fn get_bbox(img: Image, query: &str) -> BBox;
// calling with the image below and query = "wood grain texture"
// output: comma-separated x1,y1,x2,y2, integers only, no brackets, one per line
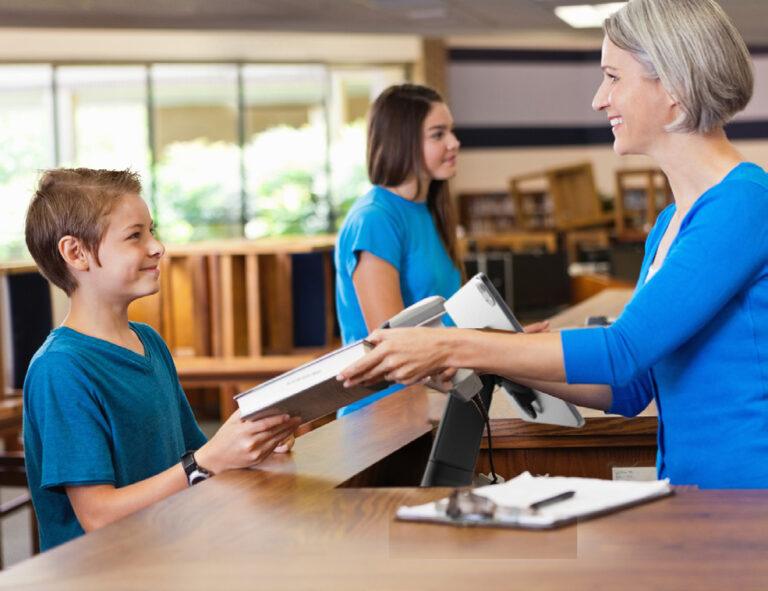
219,254,235,358
547,287,633,329
2,387,767,590
485,416,658,449
260,252,294,354
245,254,262,357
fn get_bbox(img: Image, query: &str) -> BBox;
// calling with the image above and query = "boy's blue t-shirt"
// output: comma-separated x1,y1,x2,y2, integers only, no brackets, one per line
335,185,461,413
23,322,207,551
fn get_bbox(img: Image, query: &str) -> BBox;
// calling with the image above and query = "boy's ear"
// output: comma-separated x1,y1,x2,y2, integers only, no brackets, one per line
58,236,90,272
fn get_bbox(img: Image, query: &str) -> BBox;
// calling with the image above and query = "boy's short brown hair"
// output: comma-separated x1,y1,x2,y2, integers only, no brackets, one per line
25,168,142,295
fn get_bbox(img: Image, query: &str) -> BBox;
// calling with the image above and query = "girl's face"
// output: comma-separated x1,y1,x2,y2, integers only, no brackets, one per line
592,36,677,156
421,102,460,181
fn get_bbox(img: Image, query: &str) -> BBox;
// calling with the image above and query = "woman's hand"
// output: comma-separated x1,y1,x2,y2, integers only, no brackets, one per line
424,321,550,387
338,327,461,387
196,410,302,474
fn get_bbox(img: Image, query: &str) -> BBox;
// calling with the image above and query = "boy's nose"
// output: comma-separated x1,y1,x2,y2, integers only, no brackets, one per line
149,237,165,258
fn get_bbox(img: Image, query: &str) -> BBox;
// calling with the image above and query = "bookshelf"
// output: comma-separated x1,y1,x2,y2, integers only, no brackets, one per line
128,236,338,359
509,162,613,231
457,191,517,235
614,168,673,240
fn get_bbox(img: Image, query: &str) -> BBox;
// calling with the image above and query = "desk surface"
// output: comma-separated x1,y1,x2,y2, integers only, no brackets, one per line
547,287,632,330
3,386,768,590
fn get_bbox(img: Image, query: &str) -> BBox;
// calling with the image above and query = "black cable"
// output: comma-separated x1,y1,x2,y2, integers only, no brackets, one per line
470,393,499,484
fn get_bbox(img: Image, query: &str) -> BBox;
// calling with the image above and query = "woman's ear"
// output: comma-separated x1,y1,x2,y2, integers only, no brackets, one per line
58,236,90,272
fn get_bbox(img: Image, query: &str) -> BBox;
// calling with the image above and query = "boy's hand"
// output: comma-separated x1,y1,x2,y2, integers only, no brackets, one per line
274,434,295,453
196,410,301,474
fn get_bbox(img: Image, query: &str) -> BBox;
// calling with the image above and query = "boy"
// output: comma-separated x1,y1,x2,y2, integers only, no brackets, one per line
22,168,300,551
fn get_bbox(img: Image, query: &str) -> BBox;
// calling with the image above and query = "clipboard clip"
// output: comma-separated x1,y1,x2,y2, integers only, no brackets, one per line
441,488,576,522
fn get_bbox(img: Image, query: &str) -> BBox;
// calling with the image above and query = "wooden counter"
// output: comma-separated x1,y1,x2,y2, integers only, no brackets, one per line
2,386,767,590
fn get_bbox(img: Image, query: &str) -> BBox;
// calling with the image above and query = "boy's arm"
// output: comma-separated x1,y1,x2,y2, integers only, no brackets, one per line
66,411,300,532
66,466,186,532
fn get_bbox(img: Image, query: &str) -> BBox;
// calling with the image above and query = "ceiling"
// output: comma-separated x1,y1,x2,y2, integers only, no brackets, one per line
0,0,765,44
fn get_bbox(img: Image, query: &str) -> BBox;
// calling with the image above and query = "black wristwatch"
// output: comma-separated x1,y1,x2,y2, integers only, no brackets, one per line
181,450,213,486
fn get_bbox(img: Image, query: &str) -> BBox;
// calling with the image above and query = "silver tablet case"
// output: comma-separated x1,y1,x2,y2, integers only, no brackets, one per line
444,273,584,428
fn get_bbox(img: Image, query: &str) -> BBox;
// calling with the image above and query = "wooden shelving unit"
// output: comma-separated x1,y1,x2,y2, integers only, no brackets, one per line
614,168,673,240
509,162,613,231
128,236,338,359
125,236,339,417
457,191,517,235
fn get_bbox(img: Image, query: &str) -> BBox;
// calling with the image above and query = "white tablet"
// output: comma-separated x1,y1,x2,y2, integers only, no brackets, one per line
444,273,584,428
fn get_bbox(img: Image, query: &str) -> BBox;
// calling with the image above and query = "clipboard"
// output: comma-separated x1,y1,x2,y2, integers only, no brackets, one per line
396,472,673,530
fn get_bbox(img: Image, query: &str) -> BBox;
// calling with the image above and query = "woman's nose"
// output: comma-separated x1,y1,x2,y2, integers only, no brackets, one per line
592,81,609,112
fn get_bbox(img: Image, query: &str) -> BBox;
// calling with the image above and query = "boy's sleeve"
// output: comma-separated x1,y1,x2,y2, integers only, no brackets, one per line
342,205,404,277
26,353,116,490
177,381,208,451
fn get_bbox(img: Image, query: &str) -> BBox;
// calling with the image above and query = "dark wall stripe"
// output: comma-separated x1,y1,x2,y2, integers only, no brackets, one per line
449,48,601,63
450,46,768,63
456,120,768,148
727,120,768,140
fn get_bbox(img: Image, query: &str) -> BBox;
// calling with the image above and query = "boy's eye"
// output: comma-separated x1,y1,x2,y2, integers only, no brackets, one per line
128,232,140,240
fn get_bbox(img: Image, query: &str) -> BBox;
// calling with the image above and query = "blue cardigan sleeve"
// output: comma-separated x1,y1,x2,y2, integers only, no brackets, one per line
608,370,656,416
562,178,768,386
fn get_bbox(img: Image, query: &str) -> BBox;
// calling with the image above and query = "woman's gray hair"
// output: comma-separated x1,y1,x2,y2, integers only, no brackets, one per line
604,0,753,134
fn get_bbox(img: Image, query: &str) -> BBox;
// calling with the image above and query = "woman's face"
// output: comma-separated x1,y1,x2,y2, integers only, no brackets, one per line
592,36,676,156
421,102,460,180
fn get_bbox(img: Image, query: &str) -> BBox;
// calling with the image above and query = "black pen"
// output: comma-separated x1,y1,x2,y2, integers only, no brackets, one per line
528,490,576,511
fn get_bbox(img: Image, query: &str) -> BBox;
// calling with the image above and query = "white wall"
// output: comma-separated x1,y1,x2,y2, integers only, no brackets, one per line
0,28,422,63
445,38,768,197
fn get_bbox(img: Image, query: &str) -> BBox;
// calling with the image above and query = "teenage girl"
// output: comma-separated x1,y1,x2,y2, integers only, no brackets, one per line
334,83,462,414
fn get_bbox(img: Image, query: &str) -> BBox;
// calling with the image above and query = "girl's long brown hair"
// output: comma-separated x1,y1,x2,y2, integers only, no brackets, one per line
367,84,460,269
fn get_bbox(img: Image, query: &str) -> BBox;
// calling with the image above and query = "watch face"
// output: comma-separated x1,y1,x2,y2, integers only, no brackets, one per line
189,469,210,486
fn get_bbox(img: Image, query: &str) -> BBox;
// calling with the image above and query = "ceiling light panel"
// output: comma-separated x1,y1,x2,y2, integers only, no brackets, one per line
554,2,626,28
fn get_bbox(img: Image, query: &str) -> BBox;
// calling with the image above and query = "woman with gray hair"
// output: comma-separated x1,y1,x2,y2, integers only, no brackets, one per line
339,0,768,488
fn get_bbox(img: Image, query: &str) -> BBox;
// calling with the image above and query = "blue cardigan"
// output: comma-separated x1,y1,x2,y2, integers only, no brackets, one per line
561,162,768,488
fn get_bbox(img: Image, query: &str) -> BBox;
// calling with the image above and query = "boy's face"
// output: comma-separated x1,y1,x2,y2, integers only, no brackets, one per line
81,193,164,304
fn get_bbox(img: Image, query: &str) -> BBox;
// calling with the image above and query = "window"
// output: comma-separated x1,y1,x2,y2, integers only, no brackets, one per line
0,62,407,261
152,64,242,242
328,67,406,220
0,65,54,261
56,66,149,175
242,65,328,238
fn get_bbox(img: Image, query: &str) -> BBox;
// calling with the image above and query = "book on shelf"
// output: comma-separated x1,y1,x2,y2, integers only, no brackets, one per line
234,340,389,424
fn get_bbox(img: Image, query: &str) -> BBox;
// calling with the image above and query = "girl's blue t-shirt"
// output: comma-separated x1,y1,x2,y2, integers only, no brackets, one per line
334,185,461,413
